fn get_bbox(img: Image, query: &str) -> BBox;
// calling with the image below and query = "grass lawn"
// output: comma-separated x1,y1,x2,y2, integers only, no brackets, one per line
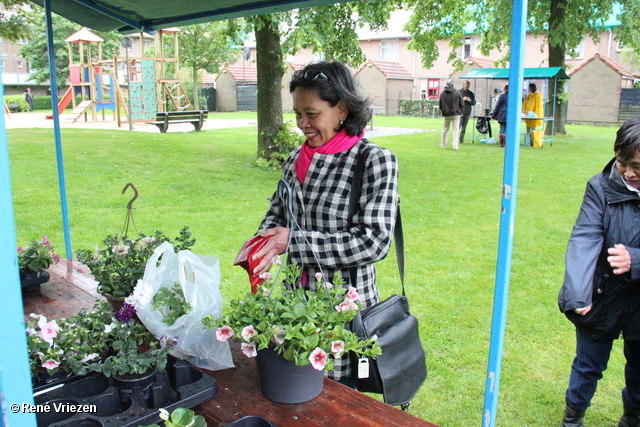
7,117,625,426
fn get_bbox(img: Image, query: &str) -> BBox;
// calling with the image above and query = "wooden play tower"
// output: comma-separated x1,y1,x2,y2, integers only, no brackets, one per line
51,27,192,126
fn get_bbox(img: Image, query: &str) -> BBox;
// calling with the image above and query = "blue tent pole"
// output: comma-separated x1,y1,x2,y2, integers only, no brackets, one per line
482,0,528,426
0,55,38,427
45,0,73,261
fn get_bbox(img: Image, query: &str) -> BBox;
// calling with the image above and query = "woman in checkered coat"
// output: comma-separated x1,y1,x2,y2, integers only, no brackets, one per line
251,61,399,383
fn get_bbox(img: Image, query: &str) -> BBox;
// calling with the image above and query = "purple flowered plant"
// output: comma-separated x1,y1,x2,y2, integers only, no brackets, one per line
115,302,137,322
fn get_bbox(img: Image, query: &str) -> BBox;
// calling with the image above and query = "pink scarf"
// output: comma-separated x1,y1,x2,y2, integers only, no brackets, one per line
294,129,363,183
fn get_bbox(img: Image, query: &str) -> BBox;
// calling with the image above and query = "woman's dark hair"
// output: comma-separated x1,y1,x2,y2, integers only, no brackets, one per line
289,61,371,136
614,117,640,161
529,83,537,92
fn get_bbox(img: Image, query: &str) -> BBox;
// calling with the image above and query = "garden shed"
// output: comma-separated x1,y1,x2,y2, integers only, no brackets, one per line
215,66,258,112
567,53,640,124
354,59,413,115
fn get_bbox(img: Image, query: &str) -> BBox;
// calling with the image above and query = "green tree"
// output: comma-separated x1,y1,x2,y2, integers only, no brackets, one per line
0,1,33,42
403,0,640,134
19,11,122,89
250,1,398,161
178,21,246,110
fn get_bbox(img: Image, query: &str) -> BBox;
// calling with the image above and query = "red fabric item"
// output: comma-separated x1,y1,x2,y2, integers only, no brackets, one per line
294,129,363,184
234,235,273,294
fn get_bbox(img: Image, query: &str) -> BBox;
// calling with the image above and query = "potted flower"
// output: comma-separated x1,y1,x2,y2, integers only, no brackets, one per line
75,226,195,306
17,235,60,291
202,259,381,403
27,301,117,382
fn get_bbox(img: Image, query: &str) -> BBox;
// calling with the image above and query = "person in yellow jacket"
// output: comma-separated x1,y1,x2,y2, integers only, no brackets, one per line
522,83,544,147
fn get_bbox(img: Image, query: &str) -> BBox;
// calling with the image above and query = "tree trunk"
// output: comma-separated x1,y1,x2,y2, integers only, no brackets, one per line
256,16,284,160
547,0,567,135
192,65,200,110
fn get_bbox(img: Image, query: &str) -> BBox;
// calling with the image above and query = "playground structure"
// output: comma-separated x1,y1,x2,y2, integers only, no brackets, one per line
47,27,192,126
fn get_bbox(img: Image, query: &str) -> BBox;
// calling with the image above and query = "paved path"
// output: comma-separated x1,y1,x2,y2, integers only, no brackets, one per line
4,112,431,138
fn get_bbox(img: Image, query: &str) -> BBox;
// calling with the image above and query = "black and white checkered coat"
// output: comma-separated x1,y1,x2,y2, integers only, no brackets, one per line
257,138,399,380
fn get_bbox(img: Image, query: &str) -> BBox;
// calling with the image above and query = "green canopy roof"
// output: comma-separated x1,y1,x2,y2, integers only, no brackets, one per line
460,67,570,80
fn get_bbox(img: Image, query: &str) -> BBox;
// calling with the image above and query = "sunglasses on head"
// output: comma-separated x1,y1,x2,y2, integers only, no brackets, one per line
303,70,328,80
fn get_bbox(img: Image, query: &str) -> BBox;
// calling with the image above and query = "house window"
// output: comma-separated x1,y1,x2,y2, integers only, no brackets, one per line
462,37,472,59
1,60,4,68
313,51,325,63
17,61,23,68
566,39,584,59
380,40,399,62
424,79,439,99
617,40,625,52
17,38,28,45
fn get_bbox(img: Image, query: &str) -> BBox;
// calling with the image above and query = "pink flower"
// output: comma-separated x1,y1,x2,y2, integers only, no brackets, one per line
315,272,323,282
331,340,345,358
52,254,61,264
216,325,234,342
42,359,60,370
346,286,359,301
17,247,22,252
38,318,59,346
241,325,257,341
335,298,359,313
270,326,286,345
258,272,272,280
42,236,51,248
309,347,328,370
241,342,257,358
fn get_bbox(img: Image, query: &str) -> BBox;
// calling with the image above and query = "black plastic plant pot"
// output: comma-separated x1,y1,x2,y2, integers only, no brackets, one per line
225,415,280,427
33,356,218,427
20,269,50,292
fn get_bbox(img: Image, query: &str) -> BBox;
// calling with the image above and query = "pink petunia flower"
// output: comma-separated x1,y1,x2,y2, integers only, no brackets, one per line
42,236,51,248
42,359,60,370
315,272,323,282
335,298,359,313
241,325,257,341
270,326,286,345
38,318,60,346
309,347,328,370
216,325,234,342
346,286,359,301
17,247,22,252
331,340,345,358
52,254,61,264
241,342,257,358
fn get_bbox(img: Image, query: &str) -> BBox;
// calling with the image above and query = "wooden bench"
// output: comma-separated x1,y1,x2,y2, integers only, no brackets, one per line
7,103,20,113
148,110,208,133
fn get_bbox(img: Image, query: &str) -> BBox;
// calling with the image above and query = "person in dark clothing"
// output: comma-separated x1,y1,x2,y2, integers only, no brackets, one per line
459,80,475,144
490,84,509,148
558,117,640,427
25,88,34,113
438,81,464,151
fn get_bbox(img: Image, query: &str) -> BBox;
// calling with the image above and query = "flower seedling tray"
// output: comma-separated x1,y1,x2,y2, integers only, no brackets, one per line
33,356,218,427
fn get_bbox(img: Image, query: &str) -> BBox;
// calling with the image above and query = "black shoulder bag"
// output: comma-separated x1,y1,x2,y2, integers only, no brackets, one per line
348,144,427,410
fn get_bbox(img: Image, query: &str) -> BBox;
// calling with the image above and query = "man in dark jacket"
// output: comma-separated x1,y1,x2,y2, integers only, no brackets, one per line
558,117,640,427
438,81,464,151
491,84,508,148
459,80,475,144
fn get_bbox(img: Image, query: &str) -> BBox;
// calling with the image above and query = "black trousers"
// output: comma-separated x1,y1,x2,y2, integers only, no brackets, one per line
459,113,471,143
566,328,640,411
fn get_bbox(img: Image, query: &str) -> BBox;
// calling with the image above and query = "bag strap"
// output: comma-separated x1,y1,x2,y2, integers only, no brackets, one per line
348,142,405,297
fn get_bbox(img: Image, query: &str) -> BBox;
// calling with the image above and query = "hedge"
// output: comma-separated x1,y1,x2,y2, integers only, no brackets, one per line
398,98,440,117
4,94,72,112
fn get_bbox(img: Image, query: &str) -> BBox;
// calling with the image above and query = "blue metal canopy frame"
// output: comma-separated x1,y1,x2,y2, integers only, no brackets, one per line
1,1,531,425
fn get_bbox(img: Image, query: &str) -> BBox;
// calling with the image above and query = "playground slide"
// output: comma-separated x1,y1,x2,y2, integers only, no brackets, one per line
45,87,73,120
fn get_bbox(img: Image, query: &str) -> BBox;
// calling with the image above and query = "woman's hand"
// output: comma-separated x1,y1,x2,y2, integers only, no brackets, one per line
574,305,592,316
251,227,290,275
607,243,631,274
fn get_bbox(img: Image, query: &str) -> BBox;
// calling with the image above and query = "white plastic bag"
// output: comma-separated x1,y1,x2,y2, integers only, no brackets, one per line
136,241,234,371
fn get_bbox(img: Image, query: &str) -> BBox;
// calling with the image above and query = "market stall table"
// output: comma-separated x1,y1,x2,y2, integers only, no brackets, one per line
195,342,439,427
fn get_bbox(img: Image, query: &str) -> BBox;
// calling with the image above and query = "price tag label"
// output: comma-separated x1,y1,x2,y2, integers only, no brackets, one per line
358,356,369,379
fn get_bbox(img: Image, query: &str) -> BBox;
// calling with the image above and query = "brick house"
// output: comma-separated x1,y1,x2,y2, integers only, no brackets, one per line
354,60,413,115
567,53,639,124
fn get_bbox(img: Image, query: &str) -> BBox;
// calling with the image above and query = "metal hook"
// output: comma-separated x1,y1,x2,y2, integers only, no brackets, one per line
122,183,138,210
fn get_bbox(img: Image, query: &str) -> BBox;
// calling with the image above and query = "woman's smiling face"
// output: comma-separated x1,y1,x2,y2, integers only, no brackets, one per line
292,87,346,148
616,150,640,189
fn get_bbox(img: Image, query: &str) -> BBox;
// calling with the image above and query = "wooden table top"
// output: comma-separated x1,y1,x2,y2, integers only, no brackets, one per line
195,342,438,427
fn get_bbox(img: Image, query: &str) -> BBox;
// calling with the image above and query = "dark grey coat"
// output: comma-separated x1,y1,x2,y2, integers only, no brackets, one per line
558,158,640,340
